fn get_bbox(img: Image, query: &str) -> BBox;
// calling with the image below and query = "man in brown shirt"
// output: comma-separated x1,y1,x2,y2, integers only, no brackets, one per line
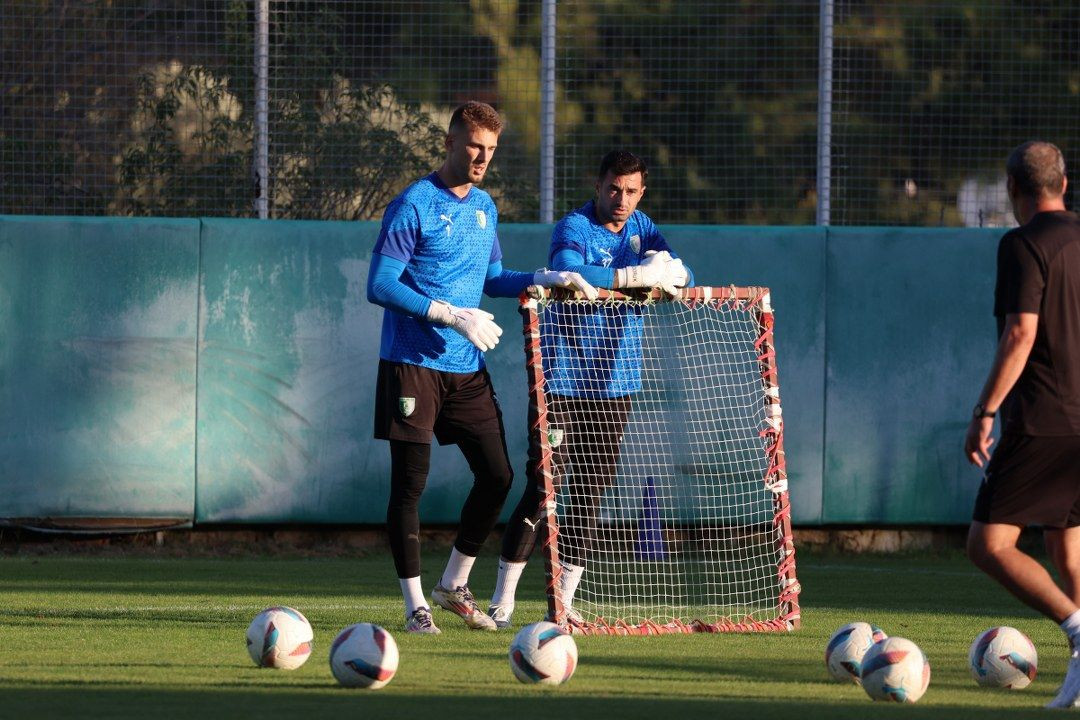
965,141,1080,708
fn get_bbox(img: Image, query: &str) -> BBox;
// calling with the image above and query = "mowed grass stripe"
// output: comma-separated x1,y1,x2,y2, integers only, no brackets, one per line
0,550,1067,719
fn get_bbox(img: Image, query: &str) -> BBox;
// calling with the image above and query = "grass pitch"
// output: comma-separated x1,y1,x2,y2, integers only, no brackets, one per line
0,546,1067,719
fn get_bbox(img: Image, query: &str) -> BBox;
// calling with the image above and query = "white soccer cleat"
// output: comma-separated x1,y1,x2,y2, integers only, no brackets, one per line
431,584,497,631
1047,652,1080,708
405,607,441,635
487,603,514,629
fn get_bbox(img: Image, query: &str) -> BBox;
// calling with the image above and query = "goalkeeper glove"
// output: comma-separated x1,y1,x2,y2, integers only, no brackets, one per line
427,301,503,352
616,250,685,296
533,269,600,300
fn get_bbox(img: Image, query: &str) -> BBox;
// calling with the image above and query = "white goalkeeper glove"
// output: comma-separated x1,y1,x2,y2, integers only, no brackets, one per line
427,301,503,352
616,250,685,296
533,269,600,300
666,257,689,288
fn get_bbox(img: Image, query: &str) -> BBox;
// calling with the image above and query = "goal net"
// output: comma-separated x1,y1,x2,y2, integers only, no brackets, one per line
519,286,800,635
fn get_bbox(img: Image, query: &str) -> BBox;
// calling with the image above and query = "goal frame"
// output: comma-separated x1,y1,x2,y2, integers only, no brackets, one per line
518,285,801,635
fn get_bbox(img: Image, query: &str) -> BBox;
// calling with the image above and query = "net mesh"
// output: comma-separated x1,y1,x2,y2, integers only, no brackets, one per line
2,1,1077,224
526,288,798,634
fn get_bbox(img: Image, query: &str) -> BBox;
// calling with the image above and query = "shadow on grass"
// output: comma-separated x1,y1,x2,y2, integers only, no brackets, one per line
0,685,1057,720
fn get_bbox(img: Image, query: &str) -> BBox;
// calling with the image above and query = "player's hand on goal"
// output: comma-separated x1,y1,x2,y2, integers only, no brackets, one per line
617,250,685,296
427,301,503,351
533,269,599,300
666,257,689,289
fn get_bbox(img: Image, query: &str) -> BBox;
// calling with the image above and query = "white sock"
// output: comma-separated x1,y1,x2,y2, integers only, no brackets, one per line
560,562,585,607
1061,608,1080,651
440,547,477,590
400,576,427,619
491,558,527,607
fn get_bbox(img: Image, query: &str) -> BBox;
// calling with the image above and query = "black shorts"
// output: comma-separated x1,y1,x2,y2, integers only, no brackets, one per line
972,434,1080,528
374,360,504,445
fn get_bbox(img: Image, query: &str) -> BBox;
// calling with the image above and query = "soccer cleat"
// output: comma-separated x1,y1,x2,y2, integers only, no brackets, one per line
430,584,497,631
545,605,585,626
405,607,441,635
487,603,514,629
1046,652,1080,708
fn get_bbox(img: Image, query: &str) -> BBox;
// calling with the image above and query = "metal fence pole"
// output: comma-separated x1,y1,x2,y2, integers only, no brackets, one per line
539,0,556,224
815,0,833,226
254,0,270,219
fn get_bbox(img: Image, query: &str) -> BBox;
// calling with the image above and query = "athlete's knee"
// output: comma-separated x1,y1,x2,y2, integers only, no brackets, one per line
967,523,1019,570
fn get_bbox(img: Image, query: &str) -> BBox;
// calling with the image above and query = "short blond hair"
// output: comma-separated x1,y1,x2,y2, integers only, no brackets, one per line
448,101,503,135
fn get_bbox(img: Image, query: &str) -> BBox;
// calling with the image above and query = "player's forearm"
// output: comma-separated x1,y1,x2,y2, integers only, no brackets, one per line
976,313,1038,411
549,248,616,288
483,262,534,297
366,253,433,319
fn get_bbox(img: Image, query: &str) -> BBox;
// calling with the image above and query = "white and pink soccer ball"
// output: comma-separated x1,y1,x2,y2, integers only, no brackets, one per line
860,636,931,703
245,606,314,670
969,626,1038,689
824,621,888,684
329,622,400,689
508,621,578,685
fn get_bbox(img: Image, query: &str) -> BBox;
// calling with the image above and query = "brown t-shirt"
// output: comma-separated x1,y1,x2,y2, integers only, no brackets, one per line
994,210,1080,436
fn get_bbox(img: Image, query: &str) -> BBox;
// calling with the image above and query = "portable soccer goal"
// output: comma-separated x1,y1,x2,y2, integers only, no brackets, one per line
519,286,800,635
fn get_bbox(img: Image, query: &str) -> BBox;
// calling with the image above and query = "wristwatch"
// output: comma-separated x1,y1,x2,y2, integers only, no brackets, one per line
972,403,996,419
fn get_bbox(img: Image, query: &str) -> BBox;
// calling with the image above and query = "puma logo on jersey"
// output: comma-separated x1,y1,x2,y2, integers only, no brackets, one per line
439,214,453,236
597,246,614,267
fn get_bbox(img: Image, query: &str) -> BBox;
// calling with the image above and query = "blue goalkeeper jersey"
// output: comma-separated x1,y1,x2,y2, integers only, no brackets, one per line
373,173,501,373
544,201,675,398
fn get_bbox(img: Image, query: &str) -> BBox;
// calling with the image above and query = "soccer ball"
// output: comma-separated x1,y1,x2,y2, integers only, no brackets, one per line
969,626,1038,689
508,621,578,685
824,621,888,683
860,636,931,703
329,623,399,689
245,606,313,670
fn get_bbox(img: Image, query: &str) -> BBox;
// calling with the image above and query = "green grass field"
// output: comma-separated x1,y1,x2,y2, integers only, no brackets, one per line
0,546,1068,719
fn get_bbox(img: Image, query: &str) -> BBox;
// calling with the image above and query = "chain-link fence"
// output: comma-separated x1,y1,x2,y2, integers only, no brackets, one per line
1,1,1076,225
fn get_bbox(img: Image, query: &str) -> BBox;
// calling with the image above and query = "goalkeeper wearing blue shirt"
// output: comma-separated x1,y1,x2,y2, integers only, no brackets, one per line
366,102,596,634
487,150,693,628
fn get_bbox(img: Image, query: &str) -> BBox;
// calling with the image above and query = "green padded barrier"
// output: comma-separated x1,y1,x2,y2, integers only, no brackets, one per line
195,221,558,524
823,227,1001,523
2,215,1009,528
0,215,199,523
196,218,387,522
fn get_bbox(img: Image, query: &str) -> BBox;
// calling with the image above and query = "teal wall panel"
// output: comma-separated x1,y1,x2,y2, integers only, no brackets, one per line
195,218,385,522
0,216,1010,527
823,228,1000,523
0,216,199,520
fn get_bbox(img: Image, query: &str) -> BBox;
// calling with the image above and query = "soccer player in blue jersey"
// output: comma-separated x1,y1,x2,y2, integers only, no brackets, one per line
487,150,693,628
366,101,597,634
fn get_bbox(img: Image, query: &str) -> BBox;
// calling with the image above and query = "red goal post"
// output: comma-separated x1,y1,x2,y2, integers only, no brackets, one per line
518,285,801,635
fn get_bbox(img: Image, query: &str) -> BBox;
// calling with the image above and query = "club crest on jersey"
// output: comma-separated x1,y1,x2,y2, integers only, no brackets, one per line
629,234,641,253
547,427,564,448
476,210,487,229
398,397,416,418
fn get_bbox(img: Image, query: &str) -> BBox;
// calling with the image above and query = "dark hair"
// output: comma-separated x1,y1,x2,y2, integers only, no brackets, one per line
1007,141,1066,198
448,101,503,134
597,150,648,183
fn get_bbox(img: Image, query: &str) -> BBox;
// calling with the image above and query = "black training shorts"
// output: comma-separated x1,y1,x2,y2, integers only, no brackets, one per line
374,360,504,445
972,433,1080,528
